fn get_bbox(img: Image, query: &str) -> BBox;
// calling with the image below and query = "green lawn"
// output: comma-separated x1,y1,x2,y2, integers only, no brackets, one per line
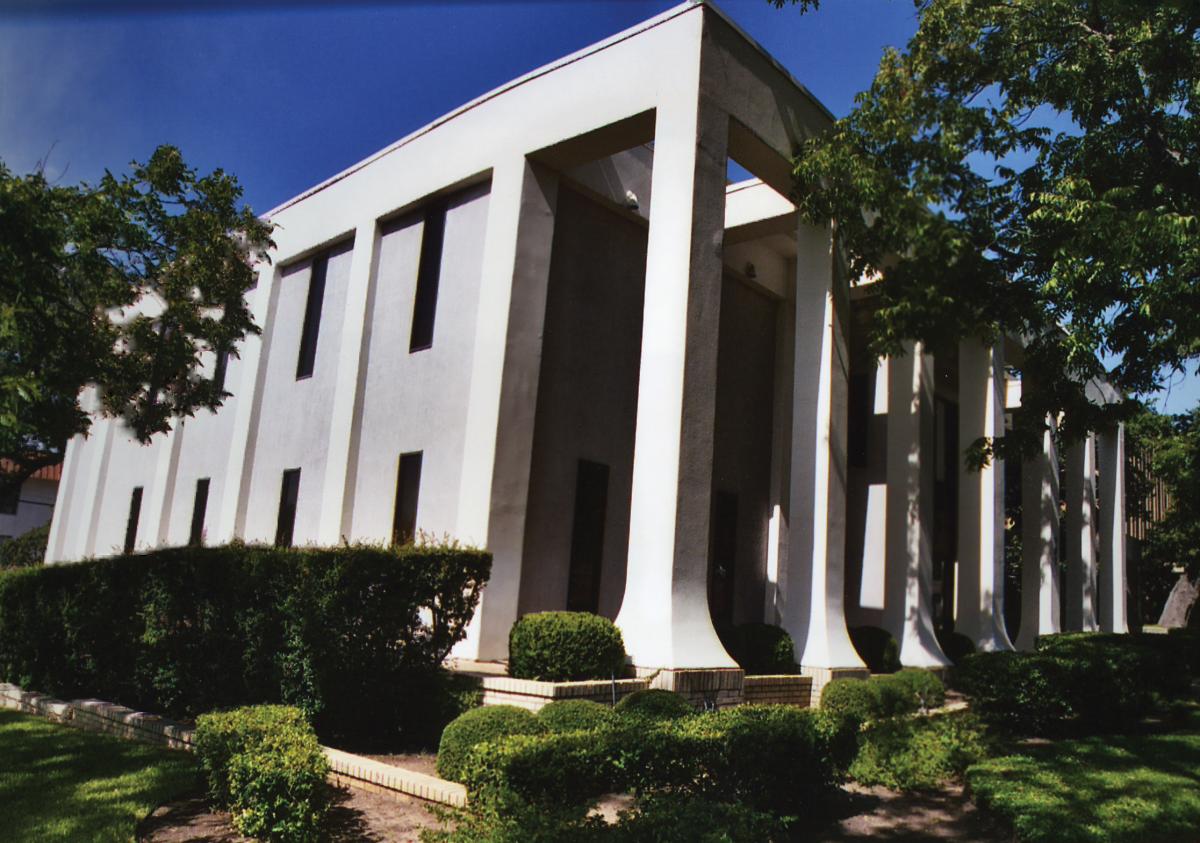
967,713,1200,843
0,708,199,842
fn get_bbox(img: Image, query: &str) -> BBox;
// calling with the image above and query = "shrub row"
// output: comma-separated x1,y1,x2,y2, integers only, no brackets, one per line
0,524,48,570
194,705,330,843
0,542,490,747
951,633,1190,735
820,668,946,731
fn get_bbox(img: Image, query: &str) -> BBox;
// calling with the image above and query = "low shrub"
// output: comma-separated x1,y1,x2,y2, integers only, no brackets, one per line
0,542,490,749
461,729,611,806
537,699,614,733
881,668,945,713
613,689,694,722
194,705,330,843
720,623,797,675
820,677,880,730
849,626,901,673
436,705,547,782
937,630,976,664
952,651,1070,735
0,524,48,569
849,712,989,791
508,612,626,682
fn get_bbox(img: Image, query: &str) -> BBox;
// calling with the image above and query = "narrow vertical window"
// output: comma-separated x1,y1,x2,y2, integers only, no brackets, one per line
566,460,610,614
124,486,144,555
409,201,447,352
708,490,739,626
213,348,229,393
275,468,301,548
0,482,19,515
392,451,423,545
296,252,329,379
189,478,211,546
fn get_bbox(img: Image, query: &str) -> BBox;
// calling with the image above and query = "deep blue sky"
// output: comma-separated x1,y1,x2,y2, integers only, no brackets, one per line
2,0,1195,411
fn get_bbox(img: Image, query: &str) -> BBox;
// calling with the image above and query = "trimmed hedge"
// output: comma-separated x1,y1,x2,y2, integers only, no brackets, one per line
437,704,547,782
952,633,1186,735
0,524,48,569
537,699,614,733
194,705,330,843
508,612,626,682
0,542,490,747
849,625,901,673
820,669,945,730
721,623,797,675
614,688,694,721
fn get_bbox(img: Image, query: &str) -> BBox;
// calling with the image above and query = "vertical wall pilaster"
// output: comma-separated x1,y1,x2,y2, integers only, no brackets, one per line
144,421,185,548
453,159,559,661
1065,433,1100,631
1017,415,1061,649
317,216,382,545
883,344,950,667
615,93,736,670
1098,424,1129,633
764,292,796,625
781,222,865,673
956,340,1014,651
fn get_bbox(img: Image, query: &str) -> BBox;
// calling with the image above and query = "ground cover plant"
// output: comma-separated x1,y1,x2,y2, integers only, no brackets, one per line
0,542,490,748
967,709,1200,843
0,708,198,842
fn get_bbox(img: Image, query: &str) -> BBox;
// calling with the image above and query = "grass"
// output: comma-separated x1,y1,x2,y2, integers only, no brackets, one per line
967,710,1200,843
0,708,199,842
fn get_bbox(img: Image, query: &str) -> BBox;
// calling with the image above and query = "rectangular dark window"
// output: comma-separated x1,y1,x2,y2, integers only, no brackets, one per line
0,482,19,515
189,478,211,546
708,490,739,626
566,460,610,614
124,486,144,555
296,252,329,379
213,348,230,393
409,201,447,352
392,452,423,545
275,468,301,548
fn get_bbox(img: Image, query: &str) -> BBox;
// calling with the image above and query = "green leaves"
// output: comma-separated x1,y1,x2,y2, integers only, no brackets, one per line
790,0,1200,455
0,146,274,489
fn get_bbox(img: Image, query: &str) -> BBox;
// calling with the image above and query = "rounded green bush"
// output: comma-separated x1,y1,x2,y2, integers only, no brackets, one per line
508,611,626,682
849,625,901,673
820,677,881,730
887,668,946,711
436,705,547,782
614,689,694,721
938,630,977,664
722,623,797,675
537,699,614,733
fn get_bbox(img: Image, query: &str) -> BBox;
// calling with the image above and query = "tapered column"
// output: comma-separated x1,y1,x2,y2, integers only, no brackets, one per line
1098,424,1129,633
615,94,735,669
883,344,950,667
956,340,1014,651
1065,434,1100,631
780,221,865,676
1017,415,1061,649
453,158,560,661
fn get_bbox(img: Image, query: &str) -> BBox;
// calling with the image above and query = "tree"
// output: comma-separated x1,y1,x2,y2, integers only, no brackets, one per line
785,0,1199,460
0,146,273,491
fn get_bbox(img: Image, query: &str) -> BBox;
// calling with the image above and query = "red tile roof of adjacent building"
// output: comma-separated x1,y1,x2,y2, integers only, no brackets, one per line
0,459,63,482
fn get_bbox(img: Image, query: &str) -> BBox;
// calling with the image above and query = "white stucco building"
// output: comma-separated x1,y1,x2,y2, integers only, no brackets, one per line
46,1,1129,690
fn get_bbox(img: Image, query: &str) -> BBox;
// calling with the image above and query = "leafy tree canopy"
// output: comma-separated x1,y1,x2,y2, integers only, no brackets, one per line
785,0,1199,461
1128,404,1200,582
0,146,273,489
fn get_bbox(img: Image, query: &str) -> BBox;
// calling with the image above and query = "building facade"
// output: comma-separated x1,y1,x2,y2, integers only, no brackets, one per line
45,2,1129,687
1,462,59,544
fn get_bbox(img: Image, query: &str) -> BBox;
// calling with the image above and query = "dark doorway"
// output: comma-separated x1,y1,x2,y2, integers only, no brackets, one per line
566,459,610,614
708,490,739,626
392,451,423,545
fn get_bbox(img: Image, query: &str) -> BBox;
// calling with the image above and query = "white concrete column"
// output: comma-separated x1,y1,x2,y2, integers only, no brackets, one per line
615,94,736,670
779,222,865,673
45,432,84,563
1064,433,1100,631
317,217,381,544
882,344,950,667
82,416,117,558
211,262,281,543
452,159,560,661
1016,414,1061,649
1098,424,1129,633
956,340,1014,651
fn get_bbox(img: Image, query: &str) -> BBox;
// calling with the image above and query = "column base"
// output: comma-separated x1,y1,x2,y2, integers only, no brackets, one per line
800,665,870,708
633,667,745,711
